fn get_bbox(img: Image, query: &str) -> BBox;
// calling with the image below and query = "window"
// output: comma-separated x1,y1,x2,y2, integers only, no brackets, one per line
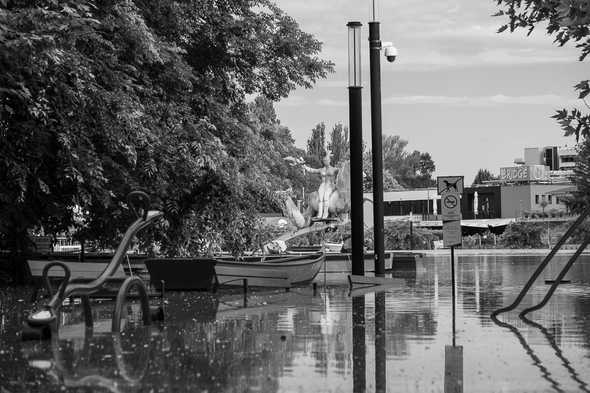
535,195,540,204
548,195,552,204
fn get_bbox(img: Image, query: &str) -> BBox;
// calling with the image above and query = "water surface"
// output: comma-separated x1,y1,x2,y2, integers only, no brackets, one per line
1,253,590,392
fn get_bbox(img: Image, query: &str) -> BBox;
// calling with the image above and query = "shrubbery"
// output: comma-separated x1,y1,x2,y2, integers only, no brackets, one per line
499,222,545,249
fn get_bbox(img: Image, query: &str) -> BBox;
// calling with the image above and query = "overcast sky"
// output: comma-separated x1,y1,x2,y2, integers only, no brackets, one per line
273,0,587,183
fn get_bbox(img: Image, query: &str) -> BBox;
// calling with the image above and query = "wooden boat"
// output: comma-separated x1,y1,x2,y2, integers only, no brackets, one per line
214,252,325,288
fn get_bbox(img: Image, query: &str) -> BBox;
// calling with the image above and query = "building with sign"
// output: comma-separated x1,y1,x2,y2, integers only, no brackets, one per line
362,145,576,222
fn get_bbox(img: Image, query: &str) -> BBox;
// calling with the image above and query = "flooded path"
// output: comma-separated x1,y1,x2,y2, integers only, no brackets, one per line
2,254,590,392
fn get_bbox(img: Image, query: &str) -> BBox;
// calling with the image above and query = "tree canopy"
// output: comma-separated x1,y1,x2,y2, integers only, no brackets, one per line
472,169,498,185
364,135,435,191
0,0,333,256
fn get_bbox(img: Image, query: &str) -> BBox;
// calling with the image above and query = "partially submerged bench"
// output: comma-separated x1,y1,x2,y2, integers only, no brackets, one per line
27,259,128,301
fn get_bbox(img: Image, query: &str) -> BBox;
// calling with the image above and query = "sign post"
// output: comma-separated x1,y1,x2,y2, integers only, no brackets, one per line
438,176,463,352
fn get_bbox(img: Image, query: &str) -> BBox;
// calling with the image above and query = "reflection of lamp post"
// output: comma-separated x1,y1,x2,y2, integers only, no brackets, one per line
347,21,364,276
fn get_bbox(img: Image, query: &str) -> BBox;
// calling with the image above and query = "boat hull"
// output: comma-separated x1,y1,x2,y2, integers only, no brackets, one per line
214,252,325,287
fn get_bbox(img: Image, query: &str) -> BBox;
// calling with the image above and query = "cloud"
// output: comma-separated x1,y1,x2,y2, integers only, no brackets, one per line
275,0,580,70
281,94,584,108
316,98,348,107
382,94,582,107
278,95,306,107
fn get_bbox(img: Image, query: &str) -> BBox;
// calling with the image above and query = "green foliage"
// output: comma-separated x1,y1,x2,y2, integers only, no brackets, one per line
366,221,438,250
328,123,349,165
461,231,498,249
305,122,327,167
472,169,498,185
499,222,545,249
363,135,436,191
568,140,590,210
0,0,333,257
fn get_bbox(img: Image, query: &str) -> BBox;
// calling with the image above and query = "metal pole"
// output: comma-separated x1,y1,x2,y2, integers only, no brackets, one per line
369,21,385,277
375,292,386,393
352,295,366,393
409,221,413,250
349,85,364,275
451,245,456,347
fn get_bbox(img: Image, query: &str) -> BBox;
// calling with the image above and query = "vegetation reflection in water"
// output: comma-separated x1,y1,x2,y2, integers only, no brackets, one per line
2,254,590,392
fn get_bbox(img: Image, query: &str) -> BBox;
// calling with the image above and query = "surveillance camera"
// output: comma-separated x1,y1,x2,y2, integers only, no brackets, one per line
384,45,398,63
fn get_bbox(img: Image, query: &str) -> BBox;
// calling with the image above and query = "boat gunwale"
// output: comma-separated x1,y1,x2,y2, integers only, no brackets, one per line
214,252,324,268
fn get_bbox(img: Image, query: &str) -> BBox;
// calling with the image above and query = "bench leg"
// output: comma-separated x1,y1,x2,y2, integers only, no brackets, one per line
30,287,39,303
82,296,93,330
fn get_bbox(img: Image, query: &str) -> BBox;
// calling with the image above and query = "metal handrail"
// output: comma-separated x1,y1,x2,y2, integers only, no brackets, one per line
54,210,162,302
491,208,590,319
520,233,590,318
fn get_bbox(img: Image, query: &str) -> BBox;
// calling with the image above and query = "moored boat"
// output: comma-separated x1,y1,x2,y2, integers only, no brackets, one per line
214,252,325,287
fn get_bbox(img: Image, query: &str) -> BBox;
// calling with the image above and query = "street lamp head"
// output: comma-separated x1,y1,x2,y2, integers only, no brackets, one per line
347,21,362,87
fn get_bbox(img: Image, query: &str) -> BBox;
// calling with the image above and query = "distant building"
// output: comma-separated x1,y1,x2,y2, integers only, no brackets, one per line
363,145,576,221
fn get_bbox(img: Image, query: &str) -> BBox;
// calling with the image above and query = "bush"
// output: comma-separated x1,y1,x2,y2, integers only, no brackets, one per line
499,222,545,248
375,221,439,250
461,231,498,249
570,220,590,244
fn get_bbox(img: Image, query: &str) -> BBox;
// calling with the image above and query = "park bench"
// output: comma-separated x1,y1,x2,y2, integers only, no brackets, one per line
26,259,128,302
22,191,165,341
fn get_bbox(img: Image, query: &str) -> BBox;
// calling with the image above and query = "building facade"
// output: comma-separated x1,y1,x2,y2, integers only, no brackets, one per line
363,145,576,221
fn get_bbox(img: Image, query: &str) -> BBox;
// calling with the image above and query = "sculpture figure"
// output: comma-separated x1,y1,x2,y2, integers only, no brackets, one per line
280,154,350,228
303,151,340,219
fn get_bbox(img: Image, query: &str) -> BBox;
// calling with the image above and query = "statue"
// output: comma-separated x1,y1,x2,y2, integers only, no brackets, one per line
281,153,350,228
302,151,340,219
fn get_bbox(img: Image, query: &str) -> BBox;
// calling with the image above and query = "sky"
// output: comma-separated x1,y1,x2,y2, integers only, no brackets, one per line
272,0,587,183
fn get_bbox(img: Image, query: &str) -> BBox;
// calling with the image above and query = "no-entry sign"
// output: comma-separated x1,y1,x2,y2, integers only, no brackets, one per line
441,192,461,221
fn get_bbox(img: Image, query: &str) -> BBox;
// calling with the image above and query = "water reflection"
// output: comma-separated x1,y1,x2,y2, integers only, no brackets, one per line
26,328,151,393
1,254,590,392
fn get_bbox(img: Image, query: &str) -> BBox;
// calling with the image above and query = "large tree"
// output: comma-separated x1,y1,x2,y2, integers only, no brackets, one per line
305,122,326,167
327,122,349,165
0,0,333,259
364,135,435,190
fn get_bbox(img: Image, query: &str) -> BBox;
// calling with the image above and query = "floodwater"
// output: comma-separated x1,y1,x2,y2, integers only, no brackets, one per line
2,253,590,392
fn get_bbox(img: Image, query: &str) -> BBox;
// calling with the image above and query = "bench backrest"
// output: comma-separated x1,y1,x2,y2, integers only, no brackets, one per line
27,260,127,280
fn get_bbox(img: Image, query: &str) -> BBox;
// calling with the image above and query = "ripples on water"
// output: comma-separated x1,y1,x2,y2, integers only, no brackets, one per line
1,254,590,392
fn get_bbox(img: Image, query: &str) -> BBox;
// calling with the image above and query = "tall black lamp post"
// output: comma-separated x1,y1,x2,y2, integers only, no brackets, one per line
369,5,385,277
347,21,364,276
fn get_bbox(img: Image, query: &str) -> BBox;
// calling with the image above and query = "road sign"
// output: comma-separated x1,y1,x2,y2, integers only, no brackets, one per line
441,192,461,221
437,176,464,195
443,219,462,247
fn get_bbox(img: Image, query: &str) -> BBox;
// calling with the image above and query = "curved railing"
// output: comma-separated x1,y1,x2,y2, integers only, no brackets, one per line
112,276,152,332
23,191,163,340
491,208,590,320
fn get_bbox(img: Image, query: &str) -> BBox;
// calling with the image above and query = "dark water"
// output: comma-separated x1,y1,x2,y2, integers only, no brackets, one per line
2,253,590,392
